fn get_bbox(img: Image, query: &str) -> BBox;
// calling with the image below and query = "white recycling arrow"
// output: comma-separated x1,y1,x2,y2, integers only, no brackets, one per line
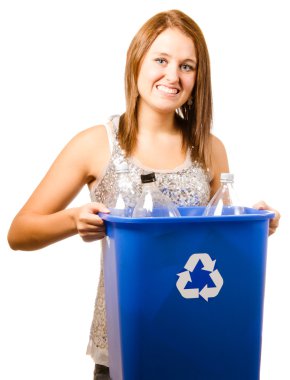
199,269,224,301
176,253,223,301
184,253,216,272
176,271,199,299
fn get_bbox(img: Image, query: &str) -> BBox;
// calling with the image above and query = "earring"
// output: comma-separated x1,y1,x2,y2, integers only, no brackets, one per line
187,97,193,106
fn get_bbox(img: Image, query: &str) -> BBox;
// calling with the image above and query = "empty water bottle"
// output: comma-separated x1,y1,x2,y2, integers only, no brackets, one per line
104,161,136,217
132,172,181,218
203,173,245,216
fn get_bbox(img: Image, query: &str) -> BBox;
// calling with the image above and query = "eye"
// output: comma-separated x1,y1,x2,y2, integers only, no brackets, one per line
180,63,195,72
155,58,167,65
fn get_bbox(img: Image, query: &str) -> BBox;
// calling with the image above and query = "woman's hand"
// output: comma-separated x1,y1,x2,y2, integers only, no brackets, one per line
74,202,110,242
253,201,281,236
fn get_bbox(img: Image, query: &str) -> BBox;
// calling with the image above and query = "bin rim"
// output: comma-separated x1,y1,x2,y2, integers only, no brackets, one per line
99,206,275,224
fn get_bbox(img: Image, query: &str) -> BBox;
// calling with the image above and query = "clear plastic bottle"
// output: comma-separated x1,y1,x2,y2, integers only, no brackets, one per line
104,161,136,217
132,172,181,218
203,173,245,216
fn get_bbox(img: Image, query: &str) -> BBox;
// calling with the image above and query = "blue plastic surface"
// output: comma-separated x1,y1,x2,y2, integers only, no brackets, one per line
101,207,274,380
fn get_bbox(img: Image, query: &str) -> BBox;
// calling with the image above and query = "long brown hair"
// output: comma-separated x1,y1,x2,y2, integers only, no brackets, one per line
118,9,213,168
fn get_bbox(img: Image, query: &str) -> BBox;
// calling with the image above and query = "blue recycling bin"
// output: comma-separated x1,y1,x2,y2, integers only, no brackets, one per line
101,207,274,380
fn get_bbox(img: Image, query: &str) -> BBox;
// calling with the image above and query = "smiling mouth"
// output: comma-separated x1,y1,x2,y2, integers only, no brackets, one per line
156,85,180,95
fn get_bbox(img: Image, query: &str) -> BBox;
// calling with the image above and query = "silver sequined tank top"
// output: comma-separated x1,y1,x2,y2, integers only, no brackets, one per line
86,115,211,366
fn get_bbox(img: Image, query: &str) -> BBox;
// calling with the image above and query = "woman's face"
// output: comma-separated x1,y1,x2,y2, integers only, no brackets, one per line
137,28,197,115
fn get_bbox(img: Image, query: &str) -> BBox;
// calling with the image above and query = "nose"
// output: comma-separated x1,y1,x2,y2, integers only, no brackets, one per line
165,64,179,83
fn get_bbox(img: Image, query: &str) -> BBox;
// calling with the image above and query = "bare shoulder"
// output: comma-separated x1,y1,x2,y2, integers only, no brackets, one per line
66,123,111,155
14,123,111,215
208,134,230,195
209,134,227,157
69,124,109,151
65,123,111,181
41,122,111,191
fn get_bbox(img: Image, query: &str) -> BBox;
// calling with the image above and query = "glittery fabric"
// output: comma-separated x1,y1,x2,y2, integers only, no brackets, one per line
86,115,211,366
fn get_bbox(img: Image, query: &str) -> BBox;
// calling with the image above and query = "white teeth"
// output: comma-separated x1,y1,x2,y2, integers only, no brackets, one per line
157,85,178,94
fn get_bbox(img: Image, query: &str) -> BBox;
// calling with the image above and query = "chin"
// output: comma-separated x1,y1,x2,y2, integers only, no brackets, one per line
154,100,181,113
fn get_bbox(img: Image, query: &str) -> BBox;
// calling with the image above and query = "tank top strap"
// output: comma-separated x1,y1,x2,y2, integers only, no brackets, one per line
107,115,127,163
103,120,114,155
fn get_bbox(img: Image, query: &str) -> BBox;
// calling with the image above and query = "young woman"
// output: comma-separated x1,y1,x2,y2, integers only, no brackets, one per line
7,9,280,379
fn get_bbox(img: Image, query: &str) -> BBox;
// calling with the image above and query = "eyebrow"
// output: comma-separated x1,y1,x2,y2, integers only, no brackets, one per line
152,52,197,64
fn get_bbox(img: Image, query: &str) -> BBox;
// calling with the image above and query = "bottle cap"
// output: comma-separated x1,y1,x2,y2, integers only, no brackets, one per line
141,172,156,183
220,172,234,182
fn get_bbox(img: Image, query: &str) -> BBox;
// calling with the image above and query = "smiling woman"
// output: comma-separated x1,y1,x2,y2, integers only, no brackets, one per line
6,8,280,380
119,10,213,171
137,28,197,111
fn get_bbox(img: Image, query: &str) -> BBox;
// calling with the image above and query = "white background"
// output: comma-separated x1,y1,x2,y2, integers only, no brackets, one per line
0,1,289,379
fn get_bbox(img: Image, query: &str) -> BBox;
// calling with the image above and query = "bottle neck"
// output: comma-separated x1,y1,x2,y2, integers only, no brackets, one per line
142,181,157,187
116,171,130,188
221,180,234,186
117,171,129,179
141,181,159,194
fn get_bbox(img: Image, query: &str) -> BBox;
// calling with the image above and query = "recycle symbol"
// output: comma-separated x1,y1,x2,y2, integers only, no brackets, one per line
176,253,224,302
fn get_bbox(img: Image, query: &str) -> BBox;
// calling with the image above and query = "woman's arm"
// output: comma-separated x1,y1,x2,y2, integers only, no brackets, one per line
208,134,230,196
7,125,110,251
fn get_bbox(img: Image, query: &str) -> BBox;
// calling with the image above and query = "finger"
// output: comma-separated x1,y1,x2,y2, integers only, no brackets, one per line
252,200,267,210
269,218,280,231
269,226,277,236
81,232,106,242
79,213,105,227
90,202,110,214
78,224,106,234
79,228,106,237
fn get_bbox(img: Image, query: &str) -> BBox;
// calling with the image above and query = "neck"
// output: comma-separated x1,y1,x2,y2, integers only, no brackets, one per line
137,103,177,135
